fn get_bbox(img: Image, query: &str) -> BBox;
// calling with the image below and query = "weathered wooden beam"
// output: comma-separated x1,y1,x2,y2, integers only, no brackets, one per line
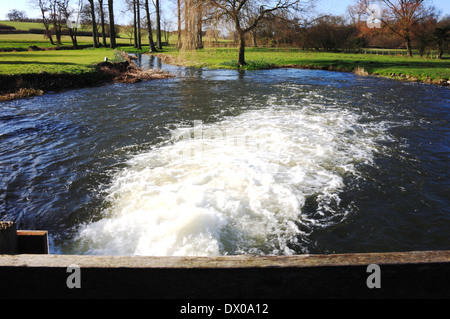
1,250,450,268
16,230,49,254
1,251,450,299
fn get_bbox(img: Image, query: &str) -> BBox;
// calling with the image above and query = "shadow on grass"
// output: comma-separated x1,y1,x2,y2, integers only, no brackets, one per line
0,61,79,65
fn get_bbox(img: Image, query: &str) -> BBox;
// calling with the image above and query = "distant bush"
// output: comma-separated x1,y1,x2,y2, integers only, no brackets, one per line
0,24,16,30
29,28,45,34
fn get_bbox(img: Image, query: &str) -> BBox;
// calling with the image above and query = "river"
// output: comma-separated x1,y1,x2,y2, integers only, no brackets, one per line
0,54,449,256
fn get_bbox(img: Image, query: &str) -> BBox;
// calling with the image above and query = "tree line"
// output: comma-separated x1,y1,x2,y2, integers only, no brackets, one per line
348,0,449,58
6,0,450,64
172,0,449,62
28,0,118,48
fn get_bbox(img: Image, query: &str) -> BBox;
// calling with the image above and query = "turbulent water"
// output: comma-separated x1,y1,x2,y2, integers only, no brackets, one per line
1,55,449,256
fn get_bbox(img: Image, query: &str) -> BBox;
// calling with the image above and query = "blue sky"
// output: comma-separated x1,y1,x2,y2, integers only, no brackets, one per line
1,0,449,26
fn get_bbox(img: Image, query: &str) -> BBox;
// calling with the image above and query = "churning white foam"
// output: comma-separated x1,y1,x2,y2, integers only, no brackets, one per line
74,100,391,256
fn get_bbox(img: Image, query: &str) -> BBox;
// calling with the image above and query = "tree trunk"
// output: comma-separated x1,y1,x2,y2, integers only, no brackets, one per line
145,0,157,52
133,0,138,48
184,0,189,48
68,28,78,48
155,0,162,49
437,45,444,59
46,31,55,45
108,0,116,48
39,6,54,45
51,1,62,46
177,0,182,49
88,0,99,48
405,36,413,57
98,0,107,46
196,1,203,48
182,0,203,50
238,31,246,66
137,0,142,49
251,30,257,47
53,19,61,45
54,23,62,46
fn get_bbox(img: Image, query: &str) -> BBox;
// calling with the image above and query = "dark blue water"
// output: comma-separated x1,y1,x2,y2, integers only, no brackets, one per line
0,55,449,255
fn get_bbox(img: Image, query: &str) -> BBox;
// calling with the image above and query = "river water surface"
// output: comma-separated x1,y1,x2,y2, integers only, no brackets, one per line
0,54,449,256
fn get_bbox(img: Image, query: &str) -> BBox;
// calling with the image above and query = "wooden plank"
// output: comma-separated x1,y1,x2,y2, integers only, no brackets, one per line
0,250,449,269
1,251,450,298
16,230,49,254
16,230,48,236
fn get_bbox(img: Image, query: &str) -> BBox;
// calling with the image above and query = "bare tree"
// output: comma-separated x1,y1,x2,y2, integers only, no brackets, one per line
108,0,117,48
162,18,173,43
181,0,205,50
123,24,135,43
378,0,436,57
347,0,371,25
177,0,182,48
7,9,27,21
145,0,158,51
414,14,438,57
155,0,163,48
42,0,72,46
434,16,450,59
35,0,55,45
184,0,191,48
133,0,138,47
87,0,100,47
61,0,83,48
209,0,311,65
125,0,145,49
51,0,63,45
137,0,142,49
98,0,108,46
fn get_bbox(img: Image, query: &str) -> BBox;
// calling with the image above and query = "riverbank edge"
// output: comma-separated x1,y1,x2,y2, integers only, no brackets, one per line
154,52,450,87
0,52,173,102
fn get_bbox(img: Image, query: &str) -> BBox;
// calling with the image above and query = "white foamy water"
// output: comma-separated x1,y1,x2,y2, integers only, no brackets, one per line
74,100,391,256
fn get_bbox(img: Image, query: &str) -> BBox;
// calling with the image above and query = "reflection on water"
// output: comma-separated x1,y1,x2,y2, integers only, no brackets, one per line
0,54,449,256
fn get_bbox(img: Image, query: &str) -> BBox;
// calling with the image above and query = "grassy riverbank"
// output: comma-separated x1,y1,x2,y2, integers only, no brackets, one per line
0,43,448,102
0,47,171,101
0,48,118,75
154,47,450,86
1,20,448,86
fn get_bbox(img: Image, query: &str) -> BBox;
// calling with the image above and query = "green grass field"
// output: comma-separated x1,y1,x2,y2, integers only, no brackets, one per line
0,48,118,75
156,46,450,83
1,21,449,85
0,21,48,31
0,20,172,49
0,33,134,50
